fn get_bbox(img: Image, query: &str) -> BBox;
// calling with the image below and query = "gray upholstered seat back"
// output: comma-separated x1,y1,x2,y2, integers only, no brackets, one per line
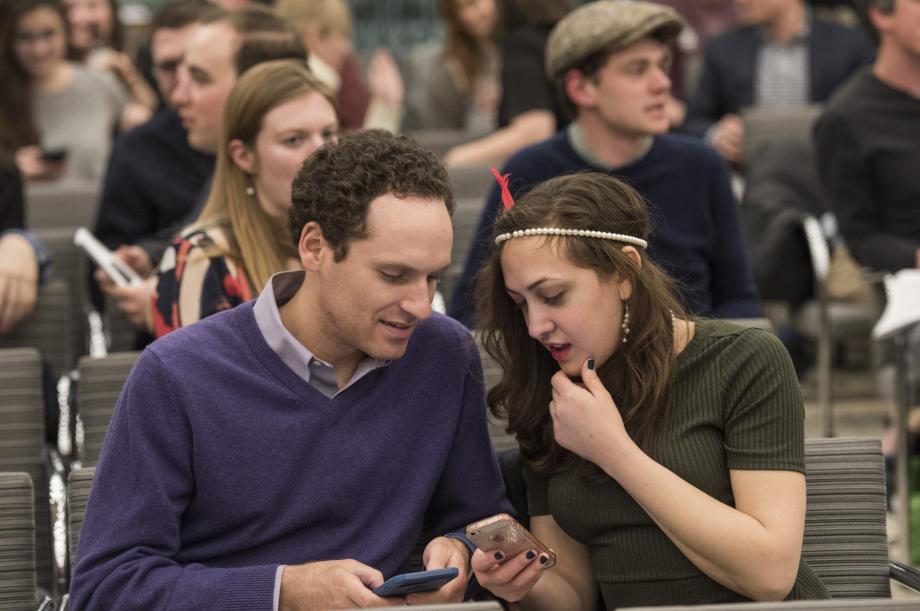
802,437,889,599
0,472,36,608
77,352,140,466
0,349,53,591
67,467,95,565
473,333,516,453
0,279,74,378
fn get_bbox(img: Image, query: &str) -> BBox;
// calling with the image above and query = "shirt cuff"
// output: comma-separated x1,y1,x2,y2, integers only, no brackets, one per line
273,565,284,611
444,531,476,556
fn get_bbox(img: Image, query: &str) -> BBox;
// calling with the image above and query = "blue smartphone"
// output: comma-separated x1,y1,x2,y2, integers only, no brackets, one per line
372,567,459,597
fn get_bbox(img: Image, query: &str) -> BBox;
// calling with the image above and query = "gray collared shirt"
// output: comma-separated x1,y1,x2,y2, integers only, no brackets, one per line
252,270,390,398
755,12,811,109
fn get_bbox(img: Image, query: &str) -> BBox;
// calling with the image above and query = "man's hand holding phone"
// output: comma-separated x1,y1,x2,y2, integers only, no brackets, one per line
399,535,470,605
279,559,407,609
467,514,555,603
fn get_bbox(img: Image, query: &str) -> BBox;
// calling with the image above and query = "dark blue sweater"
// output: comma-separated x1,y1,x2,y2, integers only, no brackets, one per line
70,303,511,610
448,131,762,327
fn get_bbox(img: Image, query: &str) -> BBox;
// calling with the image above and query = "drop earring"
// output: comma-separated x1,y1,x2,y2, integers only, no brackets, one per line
621,299,631,345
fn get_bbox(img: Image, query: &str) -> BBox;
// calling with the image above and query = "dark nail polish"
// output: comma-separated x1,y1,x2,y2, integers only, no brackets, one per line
526,550,536,560
494,551,504,561
539,554,549,565
587,357,595,370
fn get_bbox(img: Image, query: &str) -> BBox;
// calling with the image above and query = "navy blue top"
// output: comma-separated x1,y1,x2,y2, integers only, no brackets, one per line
448,130,762,327
70,303,511,610
94,109,214,264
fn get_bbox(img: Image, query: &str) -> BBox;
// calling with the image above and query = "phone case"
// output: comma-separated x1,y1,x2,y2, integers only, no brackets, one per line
466,513,557,568
372,567,459,597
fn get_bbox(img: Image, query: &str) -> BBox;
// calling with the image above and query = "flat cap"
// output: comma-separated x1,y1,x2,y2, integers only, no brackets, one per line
546,0,685,80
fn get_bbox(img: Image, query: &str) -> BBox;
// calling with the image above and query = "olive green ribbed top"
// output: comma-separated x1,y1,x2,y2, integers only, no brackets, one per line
525,319,828,608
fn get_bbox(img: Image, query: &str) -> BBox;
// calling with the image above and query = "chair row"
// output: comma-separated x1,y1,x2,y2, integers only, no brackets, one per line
21,438,920,610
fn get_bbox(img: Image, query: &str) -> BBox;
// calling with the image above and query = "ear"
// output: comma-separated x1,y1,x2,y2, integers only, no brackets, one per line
227,139,256,175
564,68,597,109
868,5,893,35
298,221,329,272
616,246,642,301
302,24,321,52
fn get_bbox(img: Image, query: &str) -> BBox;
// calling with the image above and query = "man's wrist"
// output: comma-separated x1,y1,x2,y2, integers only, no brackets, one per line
443,533,475,580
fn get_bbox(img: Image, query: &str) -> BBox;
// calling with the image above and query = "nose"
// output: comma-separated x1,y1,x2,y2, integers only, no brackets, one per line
305,133,326,156
170,65,190,108
651,66,671,93
525,304,554,341
400,279,434,321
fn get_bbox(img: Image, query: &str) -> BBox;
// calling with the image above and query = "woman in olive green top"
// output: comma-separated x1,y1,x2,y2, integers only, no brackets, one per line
470,172,828,609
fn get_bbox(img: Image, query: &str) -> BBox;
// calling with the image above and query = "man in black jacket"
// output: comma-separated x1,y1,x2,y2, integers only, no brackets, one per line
684,0,873,163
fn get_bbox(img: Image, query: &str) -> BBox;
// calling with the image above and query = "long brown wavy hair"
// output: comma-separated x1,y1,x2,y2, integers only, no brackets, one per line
439,0,495,94
0,0,69,162
476,172,686,476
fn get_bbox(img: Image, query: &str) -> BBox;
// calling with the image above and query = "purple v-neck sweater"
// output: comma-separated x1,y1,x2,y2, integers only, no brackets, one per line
70,303,511,610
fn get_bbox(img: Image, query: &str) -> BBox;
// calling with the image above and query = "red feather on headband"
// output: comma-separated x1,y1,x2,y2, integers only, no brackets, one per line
490,166,515,210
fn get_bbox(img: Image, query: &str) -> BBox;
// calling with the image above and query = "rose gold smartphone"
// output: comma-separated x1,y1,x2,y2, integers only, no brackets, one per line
465,513,557,568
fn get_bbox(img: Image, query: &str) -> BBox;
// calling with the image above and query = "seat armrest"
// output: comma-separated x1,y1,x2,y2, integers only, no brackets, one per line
890,560,920,592
86,309,108,358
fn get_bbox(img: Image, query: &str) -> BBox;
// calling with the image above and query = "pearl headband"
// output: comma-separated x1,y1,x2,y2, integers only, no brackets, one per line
494,228,648,248
487,167,648,249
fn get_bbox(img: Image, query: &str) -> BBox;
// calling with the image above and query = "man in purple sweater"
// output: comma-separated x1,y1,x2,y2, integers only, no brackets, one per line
70,130,512,610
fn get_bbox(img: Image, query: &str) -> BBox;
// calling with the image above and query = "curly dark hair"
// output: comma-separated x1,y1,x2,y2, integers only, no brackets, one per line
289,129,455,261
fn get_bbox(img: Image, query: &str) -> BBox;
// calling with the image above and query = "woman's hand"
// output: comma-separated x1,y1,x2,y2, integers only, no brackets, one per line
549,358,630,465
470,547,548,602
0,233,39,333
367,49,404,109
15,146,66,182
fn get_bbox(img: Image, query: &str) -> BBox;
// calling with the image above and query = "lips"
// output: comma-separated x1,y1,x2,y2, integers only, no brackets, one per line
380,319,415,339
544,342,572,362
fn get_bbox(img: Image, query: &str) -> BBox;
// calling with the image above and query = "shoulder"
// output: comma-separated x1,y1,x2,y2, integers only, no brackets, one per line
706,25,758,55
812,18,871,46
655,133,721,161
652,134,726,174
688,319,788,367
505,131,573,173
179,225,228,250
147,303,250,363
159,225,230,273
823,68,875,116
71,64,121,96
503,25,550,53
412,313,476,352
117,110,175,145
405,314,479,370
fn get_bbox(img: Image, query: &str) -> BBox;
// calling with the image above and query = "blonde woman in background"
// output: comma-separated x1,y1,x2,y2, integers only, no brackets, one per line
275,0,405,132
149,59,338,336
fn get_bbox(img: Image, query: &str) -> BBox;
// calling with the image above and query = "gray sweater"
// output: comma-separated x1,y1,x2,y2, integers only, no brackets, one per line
34,63,123,183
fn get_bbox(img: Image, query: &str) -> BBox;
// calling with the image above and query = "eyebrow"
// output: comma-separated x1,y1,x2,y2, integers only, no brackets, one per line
377,262,450,275
188,65,210,80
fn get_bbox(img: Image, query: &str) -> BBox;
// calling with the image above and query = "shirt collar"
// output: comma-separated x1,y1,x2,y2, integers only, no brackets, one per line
253,270,390,396
758,7,811,45
568,122,654,171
